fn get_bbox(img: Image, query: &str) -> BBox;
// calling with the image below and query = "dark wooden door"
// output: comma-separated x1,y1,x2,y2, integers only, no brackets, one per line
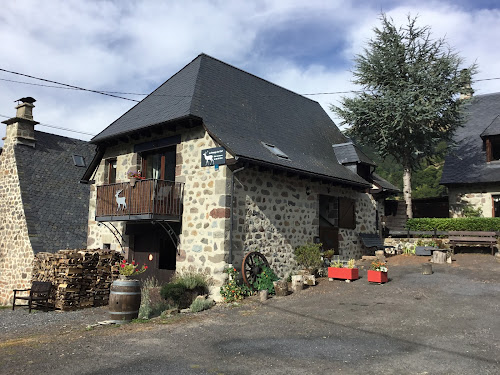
319,226,339,254
131,224,178,284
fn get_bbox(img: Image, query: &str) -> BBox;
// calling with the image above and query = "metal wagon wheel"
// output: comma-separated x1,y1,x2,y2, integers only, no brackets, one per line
241,251,270,289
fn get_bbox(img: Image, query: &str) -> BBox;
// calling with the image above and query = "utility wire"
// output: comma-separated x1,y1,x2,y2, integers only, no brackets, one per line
0,68,140,102
1,67,499,98
0,114,95,136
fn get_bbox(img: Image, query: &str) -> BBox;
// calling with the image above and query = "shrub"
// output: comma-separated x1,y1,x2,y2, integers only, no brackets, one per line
406,218,500,232
190,297,214,313
220,267,252,302
174,271,211,291
294,242,323,271
160,283,187,307
139,277,171,319
251,261,279,294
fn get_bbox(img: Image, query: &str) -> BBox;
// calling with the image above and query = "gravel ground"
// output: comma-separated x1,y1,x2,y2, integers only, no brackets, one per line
0,253,499,375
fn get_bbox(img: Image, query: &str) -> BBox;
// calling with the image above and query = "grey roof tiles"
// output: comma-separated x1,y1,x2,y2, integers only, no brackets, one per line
92,54,372,187
441,92,500,185
15,131,95,253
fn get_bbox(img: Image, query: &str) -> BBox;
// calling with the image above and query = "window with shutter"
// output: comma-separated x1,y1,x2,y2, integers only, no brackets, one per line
338,197,356,229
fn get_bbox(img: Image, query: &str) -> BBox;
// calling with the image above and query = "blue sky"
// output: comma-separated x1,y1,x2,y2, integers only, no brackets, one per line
0,0,499,143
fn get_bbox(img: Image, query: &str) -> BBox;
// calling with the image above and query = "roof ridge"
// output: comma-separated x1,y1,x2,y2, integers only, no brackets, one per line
34,129,90,144
197,53,320,104
92,55,203,142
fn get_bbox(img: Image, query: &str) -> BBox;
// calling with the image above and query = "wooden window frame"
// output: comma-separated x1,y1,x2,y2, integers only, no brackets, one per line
104,158,117,184
338,197,356,229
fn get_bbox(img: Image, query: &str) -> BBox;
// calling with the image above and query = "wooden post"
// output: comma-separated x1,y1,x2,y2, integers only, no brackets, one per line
432,251,447,264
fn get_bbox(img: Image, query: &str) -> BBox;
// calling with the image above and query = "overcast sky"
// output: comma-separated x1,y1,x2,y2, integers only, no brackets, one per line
0,0,499,144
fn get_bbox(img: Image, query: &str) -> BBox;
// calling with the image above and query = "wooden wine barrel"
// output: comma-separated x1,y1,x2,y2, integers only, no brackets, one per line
109,278,141,323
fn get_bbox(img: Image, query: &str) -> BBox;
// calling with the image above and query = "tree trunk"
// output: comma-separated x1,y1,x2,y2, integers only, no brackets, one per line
403,166,413,219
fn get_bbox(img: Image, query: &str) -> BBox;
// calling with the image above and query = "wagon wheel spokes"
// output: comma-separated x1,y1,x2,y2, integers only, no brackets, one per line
241,251,270,290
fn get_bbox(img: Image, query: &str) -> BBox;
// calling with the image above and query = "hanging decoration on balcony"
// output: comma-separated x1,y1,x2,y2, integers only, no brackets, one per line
201,147,226,168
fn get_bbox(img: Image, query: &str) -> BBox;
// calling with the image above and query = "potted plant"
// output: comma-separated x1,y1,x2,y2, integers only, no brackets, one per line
367,260,388,283
109,259,148,323
294,242,323,275
328,258,359,281
127,170,144,186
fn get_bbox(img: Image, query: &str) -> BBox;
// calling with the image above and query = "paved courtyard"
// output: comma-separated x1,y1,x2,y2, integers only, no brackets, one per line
1,254,499,374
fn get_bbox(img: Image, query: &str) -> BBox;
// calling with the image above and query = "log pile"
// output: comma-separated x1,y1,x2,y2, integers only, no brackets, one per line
32,249,122,310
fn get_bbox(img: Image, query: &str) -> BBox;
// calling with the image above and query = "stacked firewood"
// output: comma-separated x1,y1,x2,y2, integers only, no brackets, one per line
32,249,122,310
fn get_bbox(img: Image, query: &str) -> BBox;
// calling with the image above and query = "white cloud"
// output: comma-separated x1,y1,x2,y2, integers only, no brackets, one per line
0,0,498,145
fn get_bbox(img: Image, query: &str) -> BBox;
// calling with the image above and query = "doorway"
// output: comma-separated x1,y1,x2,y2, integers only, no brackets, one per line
127,222,180,283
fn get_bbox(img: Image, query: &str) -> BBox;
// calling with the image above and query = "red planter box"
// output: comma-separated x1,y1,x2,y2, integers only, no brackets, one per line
328,267,359,280
367,270,388,283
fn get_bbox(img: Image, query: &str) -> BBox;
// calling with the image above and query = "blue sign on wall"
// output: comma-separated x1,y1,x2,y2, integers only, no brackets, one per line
201,147,226,167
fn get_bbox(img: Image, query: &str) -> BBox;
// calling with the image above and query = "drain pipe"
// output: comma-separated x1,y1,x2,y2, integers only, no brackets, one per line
229,166,245,265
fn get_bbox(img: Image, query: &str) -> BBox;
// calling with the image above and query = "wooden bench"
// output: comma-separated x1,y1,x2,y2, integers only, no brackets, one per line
359,233,394,254
448,231,497,255
12,281,52,313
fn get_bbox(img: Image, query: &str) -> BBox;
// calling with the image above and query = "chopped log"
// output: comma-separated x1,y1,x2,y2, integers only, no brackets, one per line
432,250,447,264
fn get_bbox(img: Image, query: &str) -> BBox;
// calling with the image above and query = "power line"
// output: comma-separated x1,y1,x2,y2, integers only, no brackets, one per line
0,114,95,136
1,67,499,99
0,68,139,102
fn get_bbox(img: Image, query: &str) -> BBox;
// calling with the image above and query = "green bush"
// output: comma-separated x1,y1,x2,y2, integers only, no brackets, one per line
251,261,279,294
139,277,171,320
160,283,187,307
174,271,211,291
190,297,214,313
406,218,500,231
294,242,323,271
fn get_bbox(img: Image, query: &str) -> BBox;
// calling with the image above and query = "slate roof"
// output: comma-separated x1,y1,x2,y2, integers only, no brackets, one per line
441,92,500,185
15,131,95,253
92,54,370,187
332,142,376,166
372,173,400,193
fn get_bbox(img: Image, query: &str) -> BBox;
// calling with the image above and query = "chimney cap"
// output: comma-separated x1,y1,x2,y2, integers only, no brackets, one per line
15,97,36,104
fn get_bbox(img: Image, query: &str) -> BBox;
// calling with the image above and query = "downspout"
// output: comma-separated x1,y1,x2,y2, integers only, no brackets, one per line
229,166,245,265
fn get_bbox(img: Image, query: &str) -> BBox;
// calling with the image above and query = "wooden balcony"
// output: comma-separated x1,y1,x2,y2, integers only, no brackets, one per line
95,179,184,222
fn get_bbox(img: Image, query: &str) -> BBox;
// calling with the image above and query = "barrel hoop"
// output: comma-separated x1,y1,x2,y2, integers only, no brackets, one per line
109,310,139,315
110,291,142,296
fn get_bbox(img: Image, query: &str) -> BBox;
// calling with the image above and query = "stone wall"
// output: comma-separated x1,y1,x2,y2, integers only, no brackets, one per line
232,167,379,278
86,127,231,297
448,185,500,217
0,127,35,305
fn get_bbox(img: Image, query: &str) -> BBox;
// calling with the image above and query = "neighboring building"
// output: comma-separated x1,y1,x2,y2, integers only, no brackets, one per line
441,92,500,217
82,54,397,295
0,97,94,305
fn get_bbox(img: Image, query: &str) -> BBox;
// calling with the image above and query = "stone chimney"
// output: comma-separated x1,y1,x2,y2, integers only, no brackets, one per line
459,69,474,100
1,97,39,148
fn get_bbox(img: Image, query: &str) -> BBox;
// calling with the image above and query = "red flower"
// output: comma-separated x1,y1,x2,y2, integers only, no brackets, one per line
144,266,148,269
132,260,135,265
122,259,126,264
120,264,125,268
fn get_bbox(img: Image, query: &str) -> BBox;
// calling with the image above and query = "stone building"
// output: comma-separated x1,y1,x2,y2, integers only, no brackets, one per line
0,98,94,305
82,54,397,295
441,92,500,217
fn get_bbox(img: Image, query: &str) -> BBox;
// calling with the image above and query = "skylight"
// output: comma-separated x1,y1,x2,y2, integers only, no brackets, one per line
72,155,86,167
261,142,289,159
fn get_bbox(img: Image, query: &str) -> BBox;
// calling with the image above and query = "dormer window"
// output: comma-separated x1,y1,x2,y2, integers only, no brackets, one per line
485,136,500,162
261,142,289,159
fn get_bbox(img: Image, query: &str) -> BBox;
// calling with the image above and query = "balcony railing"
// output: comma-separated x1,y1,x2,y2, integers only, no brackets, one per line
95,179,184,221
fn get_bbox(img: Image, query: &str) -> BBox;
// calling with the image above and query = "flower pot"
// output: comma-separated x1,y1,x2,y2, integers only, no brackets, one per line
415,246,437,256
367,270,388,284
109,278,141,323
129,177,137,187
328,267,359,280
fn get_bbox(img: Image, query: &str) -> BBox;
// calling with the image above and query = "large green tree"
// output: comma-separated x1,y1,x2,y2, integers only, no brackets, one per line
333,14,476,218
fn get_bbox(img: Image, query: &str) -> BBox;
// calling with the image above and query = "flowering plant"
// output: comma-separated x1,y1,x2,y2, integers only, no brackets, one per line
370,260,388,272
127,170,144,179
118,259,148,276
220,267,252,302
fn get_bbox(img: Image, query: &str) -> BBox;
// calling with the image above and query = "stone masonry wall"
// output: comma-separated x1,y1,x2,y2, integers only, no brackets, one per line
0,124,35,305
86,127,231,297
232,167,379,279
448,185,500,217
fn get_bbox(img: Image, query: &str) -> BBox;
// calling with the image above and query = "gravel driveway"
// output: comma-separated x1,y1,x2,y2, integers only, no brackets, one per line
1,254,499,375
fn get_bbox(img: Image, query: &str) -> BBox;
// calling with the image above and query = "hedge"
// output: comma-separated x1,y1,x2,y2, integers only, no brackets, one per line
406,218,500,232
